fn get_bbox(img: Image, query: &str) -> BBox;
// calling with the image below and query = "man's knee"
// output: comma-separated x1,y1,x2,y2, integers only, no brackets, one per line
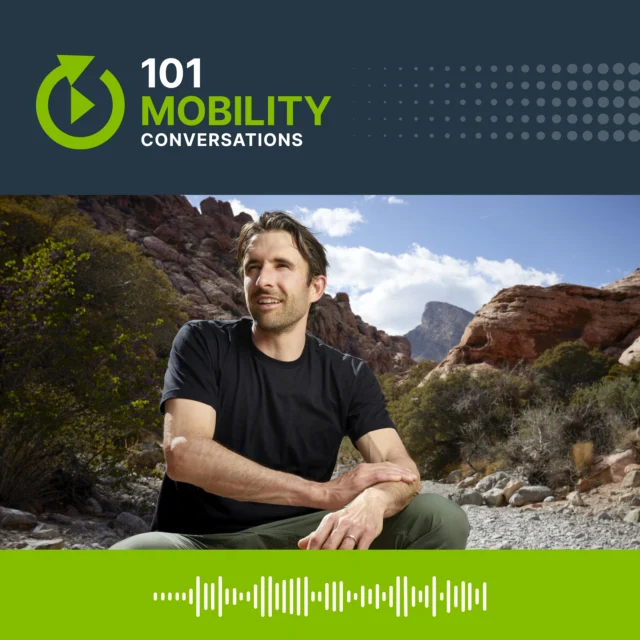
401,493,470,549
109,532,191,550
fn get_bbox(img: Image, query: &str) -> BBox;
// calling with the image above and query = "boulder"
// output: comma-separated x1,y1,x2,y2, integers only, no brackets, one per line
475,471,510,494
623,509,640,524
457,474,480,489
0,507,37,530
509,486,553,507
482,488,506,507
115,512,148,535
502,480,525,502
621,470,640,488
587,449,640,485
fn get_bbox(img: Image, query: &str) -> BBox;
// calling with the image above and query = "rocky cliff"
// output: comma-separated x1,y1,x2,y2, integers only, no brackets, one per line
404,301,474,362
76,195,412,373
435,269,640,373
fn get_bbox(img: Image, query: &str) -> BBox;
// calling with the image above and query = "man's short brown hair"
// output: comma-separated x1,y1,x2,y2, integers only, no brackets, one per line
236,211,329,313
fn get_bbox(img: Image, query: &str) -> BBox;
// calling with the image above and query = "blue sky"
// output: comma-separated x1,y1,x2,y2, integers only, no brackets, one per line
186,195,640,336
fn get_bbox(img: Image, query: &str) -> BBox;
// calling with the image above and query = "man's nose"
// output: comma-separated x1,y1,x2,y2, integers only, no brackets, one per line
255,265,276,288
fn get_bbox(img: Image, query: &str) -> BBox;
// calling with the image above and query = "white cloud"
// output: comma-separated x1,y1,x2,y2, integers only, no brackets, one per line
324,243,560,335
229,198,259,220
364,195,376,201
294,206,364,237
387,196,408,205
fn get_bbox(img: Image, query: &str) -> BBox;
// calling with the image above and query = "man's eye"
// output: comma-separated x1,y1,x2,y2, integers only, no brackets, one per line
277,264,289,269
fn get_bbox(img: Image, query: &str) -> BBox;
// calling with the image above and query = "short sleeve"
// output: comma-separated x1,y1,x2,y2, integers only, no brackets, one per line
345,361,396,444
160,322,220,414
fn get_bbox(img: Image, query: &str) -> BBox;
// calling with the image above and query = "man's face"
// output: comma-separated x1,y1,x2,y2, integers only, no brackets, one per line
243,230,321,333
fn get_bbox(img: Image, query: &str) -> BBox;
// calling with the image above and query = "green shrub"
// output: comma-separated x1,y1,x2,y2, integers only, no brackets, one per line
531,341,614,401
501,402,610,487
0,197,185,510
391,368,533,479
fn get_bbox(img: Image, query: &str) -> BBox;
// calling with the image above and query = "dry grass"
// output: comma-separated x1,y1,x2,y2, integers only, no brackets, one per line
571,441,594,477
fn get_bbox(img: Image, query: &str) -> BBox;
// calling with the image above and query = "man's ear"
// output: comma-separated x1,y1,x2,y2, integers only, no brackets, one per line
309,275,327,303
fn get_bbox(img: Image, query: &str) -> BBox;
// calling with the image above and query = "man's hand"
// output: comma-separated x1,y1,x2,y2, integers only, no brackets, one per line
320,462,418,511
298,488,386,550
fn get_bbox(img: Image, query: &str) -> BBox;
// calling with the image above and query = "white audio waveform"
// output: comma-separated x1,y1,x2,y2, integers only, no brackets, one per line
152,576,488,618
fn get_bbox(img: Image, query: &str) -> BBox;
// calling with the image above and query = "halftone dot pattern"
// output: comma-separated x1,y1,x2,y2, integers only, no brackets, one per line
352,62,640,142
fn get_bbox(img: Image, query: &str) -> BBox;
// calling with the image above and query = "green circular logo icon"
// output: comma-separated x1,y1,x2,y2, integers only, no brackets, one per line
36,55,125,150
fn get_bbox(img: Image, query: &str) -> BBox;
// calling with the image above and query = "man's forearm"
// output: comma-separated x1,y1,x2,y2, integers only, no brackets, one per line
167,437,325,509
361,458,421,518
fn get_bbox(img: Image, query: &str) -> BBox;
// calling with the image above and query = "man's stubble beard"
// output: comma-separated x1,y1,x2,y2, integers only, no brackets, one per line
248,295,309,334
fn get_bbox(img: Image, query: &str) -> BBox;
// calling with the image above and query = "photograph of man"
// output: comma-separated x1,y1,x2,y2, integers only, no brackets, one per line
111,212,469,550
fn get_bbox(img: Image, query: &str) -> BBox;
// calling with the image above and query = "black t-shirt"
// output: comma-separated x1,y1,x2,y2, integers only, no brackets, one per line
151,318,395,534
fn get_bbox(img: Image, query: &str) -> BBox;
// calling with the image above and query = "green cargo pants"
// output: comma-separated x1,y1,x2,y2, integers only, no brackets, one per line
110,493,469,550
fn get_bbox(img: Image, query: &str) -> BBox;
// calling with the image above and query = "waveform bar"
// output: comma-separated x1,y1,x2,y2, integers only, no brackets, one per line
152,575,488,618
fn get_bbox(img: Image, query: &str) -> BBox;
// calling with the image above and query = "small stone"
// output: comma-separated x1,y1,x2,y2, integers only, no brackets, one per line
115,512,148,535
566,491,585,507
28,525,60,540
621,470,640,489
509,486,553,507
528,515,540,521
494,542,512,550
597,511,613,521
619,492,636,503
70,544,92,550
91,543,106,550
482,487,506,507
576,478,601,493
630,495,640,508
543,496,555,503
456,474,480,489
623,509,640,524
47,513,73,525
22,538,64,550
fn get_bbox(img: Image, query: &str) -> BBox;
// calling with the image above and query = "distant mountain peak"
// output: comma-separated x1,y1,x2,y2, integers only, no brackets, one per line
404,301,474,362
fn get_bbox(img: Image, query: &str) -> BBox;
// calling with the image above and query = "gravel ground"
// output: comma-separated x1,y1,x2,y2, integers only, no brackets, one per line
420,480,640,550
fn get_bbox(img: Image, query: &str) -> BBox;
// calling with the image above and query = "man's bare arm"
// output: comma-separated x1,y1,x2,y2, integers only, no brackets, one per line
164,398,417,511
354,428,421,518
298,429,421,550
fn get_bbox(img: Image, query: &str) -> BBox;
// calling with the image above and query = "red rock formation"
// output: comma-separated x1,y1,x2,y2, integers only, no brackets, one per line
76,196,411,373
435,269,640,372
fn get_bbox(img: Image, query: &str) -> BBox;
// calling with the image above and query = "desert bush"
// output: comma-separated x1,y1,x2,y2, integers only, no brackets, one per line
0,197,185,510
501,402,610,487
391,368,533,479
531,341,614,401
